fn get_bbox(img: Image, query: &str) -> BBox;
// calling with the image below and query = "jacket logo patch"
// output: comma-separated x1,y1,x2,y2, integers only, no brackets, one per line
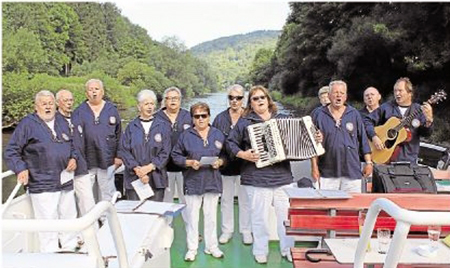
109,116,116,124
411,118,420,128
345,122,354,132
154,133,162,143
62,133,69,141
77,125,83,134
215,140,223,149
183,123,190,130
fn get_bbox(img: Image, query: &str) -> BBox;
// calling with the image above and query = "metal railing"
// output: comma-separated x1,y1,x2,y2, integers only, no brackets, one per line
354,198,450,268
2,170,130,268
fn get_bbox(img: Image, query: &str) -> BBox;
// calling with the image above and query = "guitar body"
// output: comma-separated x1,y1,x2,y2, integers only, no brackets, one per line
370,117,408,164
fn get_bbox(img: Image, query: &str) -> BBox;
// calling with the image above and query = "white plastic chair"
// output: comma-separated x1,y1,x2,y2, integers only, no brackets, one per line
354,198,450,268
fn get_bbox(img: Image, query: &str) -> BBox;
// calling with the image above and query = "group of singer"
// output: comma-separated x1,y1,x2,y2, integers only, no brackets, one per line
4,76,434,264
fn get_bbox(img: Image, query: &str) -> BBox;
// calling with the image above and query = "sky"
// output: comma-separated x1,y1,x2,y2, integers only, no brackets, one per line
111,1,291,48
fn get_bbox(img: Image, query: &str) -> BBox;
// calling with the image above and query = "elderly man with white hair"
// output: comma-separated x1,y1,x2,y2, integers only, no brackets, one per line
119,89,172,201
72,79,122,203
4,90,79,252
56,89,96,219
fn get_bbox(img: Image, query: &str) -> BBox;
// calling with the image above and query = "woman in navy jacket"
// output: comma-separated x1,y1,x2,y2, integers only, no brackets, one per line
119,90,172,201
171,102,226,262
227,85,295,264
212,84,252,245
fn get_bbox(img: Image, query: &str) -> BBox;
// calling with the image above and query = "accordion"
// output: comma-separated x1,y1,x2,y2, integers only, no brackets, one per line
247,116,325,168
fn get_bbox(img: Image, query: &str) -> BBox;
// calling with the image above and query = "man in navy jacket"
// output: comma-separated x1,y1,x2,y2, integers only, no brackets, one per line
5,90,78,252
72,79,122,203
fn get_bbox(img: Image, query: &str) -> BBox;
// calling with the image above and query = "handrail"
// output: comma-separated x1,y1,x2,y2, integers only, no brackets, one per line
1,170,15,179
3,201,130,268
354,198,450,268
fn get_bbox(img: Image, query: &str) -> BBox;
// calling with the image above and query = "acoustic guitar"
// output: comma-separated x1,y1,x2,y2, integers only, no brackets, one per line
370,90,447,164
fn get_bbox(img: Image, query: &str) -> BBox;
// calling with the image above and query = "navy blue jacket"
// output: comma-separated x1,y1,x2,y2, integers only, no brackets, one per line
212,108,243,176
171,127,225,195
4,113,77,193
119,117,172,190
72,101,121,169
364,101,432,163
154,108,192,172
227,112,293,187
57,112,89,177
312,105,371,180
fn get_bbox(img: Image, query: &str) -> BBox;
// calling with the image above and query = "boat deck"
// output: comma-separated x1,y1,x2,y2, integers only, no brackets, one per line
169,201,314,268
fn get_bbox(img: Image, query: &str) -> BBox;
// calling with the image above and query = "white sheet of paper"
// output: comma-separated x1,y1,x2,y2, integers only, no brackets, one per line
60,170,74,184
131,179,154,201
199,156,218,166
107,164,116,180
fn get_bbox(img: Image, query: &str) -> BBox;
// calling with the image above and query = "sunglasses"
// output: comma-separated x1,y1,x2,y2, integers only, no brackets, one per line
228,95,244,101
193,114,209,119
251,95,267,102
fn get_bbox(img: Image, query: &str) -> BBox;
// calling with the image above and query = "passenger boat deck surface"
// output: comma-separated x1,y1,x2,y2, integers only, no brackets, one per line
170,202,312,268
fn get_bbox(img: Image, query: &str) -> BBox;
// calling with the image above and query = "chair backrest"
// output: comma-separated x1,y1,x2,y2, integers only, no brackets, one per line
354,198,450,268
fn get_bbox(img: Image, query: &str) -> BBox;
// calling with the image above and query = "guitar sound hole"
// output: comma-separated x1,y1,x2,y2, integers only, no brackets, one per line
387,129,398,140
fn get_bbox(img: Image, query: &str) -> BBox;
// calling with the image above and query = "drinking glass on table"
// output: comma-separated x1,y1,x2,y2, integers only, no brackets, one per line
377,228,391,254
427,225,441,245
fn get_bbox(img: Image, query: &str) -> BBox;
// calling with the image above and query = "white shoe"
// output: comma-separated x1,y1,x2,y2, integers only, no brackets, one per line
219,233,233,244
242,232,253,245
184,250,197,261
282,252,293,262
204,247,224,258
254,254,268,264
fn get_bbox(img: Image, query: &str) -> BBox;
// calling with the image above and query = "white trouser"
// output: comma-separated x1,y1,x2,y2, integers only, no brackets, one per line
220,175,251,235
163,171,185,204
184,193,220,251
320,177,362,193
89,168,116,202
74,173,96,215
30,190,78,252
246,185,295,256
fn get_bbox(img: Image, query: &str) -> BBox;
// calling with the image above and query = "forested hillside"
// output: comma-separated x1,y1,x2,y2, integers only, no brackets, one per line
191,30,280,88
2,2,218,128
253,2,450,143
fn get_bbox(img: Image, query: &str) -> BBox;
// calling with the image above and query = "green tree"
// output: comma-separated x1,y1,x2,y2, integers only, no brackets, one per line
2,28,48,73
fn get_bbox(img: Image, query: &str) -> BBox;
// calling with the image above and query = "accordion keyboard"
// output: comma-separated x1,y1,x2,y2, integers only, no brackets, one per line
247,117,325,168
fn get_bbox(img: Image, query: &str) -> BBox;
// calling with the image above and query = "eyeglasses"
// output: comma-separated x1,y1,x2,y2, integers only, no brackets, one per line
228,95,244,101
251,95,266,102
193,114,209,119
165,96,180,102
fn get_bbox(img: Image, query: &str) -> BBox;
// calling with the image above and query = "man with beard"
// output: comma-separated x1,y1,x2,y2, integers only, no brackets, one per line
72,79,122,203
4,90,78,252
311,80,373,192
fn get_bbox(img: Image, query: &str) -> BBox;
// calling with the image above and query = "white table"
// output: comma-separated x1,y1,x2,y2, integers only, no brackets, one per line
325,238,450,265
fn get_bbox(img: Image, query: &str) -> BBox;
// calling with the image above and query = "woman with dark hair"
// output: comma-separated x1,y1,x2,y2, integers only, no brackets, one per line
227,85,295,263
171,102,226,262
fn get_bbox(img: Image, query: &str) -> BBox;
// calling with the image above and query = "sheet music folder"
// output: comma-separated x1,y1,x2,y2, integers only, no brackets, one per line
284,187,351,199
114,200,185,216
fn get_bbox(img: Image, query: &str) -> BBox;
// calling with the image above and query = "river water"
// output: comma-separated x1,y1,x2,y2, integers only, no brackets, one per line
2,92,310,201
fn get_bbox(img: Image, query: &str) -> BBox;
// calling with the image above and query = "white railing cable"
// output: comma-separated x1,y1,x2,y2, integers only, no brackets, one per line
1,182,22,216
354,198,450,268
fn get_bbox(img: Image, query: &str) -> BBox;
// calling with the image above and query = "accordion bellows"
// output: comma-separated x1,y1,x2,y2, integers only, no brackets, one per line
247,116,325,168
